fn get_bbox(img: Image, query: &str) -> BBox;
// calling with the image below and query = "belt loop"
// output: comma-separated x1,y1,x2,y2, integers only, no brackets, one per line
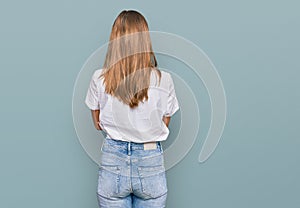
128,141,131,156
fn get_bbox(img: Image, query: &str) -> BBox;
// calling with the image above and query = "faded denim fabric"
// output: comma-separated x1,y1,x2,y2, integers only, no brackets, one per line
97,137,168,208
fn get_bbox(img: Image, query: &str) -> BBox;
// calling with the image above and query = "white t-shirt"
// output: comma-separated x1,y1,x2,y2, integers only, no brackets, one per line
85,68,180,143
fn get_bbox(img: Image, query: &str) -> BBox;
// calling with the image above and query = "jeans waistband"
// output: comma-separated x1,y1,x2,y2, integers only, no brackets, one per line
104,137,162,152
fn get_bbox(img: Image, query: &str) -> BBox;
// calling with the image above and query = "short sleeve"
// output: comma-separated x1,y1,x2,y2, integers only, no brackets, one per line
85,70,101,110
163,73,180,117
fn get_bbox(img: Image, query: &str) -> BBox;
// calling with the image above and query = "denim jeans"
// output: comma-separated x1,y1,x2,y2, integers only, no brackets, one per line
96,137,168,208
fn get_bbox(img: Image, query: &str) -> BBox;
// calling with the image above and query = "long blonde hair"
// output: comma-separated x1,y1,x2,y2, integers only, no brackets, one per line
100,10,161,108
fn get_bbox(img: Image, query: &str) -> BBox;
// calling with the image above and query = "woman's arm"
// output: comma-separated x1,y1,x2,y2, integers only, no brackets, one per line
91,110,102,130
162,116,171,127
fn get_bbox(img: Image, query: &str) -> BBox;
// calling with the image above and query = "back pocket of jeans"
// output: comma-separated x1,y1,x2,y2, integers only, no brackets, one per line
97,165,121,198
137,165,167,199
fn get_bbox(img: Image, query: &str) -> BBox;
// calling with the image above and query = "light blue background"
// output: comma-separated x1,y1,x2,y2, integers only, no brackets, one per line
1,0,299,207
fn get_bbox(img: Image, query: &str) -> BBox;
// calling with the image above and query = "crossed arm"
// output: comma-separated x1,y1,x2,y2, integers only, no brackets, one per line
90,110,171,131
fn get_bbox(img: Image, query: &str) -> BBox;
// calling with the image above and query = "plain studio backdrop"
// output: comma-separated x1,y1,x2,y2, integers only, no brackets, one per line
0,1,299,208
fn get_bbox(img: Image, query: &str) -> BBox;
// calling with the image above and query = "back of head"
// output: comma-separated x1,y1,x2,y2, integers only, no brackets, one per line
101,10,161,108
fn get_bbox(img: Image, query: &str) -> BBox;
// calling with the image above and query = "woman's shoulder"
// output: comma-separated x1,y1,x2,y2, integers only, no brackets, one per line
153,69,173,86
160,70,171,79
91,68,105,83
90,69,105,91
92,68,104,78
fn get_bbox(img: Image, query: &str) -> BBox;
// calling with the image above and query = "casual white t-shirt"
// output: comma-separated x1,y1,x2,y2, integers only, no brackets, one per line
85,68,180,143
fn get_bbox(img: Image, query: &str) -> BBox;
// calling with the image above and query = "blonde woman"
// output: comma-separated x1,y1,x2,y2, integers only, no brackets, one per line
85,10,179,208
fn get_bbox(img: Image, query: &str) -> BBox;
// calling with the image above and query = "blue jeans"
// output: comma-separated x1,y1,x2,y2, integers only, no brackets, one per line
96,137,168,208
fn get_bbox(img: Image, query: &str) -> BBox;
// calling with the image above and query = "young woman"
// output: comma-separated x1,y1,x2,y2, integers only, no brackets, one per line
85,10,179,208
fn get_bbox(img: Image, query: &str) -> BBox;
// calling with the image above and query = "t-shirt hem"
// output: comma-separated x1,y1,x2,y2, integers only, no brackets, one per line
105,134,168,143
